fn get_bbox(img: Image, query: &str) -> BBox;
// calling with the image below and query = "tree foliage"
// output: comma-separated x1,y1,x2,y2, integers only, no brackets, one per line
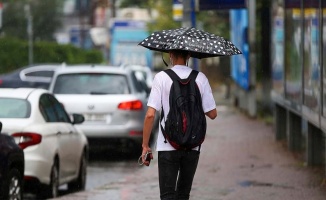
119,0,150,8
146,0,181,32
0,36,103,73
117,0,229,37
1,0,63,41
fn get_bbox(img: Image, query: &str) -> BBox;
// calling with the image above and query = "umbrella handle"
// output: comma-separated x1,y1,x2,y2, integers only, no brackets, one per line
162,53,168,67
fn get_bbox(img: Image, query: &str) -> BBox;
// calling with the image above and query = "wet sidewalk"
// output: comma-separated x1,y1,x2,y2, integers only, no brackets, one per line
58,86,326,200
56,104,326,200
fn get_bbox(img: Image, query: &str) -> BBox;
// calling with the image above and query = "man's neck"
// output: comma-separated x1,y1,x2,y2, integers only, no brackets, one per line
173,57,187,66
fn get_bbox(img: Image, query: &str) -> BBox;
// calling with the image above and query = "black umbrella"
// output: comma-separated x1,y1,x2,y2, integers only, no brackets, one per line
138,27,242,59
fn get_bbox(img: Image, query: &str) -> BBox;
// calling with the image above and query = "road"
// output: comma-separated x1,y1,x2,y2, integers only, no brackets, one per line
24,148,143,199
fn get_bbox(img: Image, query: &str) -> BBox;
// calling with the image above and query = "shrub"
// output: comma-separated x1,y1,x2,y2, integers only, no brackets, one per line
0,37,104,74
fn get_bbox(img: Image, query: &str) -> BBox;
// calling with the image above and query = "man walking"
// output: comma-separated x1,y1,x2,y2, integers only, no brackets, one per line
141,50,217,200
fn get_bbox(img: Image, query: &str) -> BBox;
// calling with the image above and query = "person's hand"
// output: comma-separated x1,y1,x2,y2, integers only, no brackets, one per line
141,146,153,166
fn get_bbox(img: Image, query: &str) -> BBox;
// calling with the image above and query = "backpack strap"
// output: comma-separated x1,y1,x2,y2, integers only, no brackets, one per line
160,106,167,143
160,69,181,144
164,69,181,81
188,70,199,81
188,70,201,152
164,69,199,81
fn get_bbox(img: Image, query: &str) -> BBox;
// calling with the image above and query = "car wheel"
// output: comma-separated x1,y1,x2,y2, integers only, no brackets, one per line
2,168,23,200
41,160,59,198
68,152,87,192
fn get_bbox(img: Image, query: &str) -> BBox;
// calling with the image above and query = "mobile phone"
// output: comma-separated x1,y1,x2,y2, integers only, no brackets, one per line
145,151,152,162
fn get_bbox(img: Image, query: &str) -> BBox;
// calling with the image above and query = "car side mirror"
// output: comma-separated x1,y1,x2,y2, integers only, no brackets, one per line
0,121,2,132
72,114,85,124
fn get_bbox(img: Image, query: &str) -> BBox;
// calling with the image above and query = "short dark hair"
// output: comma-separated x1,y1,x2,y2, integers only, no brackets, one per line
170,50,189,60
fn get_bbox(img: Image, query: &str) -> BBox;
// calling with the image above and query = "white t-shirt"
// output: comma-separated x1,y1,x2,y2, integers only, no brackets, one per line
147,65,216,151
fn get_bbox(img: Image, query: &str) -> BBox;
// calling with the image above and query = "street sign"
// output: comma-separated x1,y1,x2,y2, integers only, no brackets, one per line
173,0,183,21
110,20,153,67
198,0,246,10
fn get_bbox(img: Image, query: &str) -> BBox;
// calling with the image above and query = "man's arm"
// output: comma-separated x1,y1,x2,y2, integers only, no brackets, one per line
141,106,156,166
205,108,217,119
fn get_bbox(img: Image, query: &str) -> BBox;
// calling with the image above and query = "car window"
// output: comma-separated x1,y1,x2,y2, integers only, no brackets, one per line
0,98,31,118
39,94,71,123
39,94,58,122
50,95,71,123
131,71,145,93
25,70,55,78
53,73,130,94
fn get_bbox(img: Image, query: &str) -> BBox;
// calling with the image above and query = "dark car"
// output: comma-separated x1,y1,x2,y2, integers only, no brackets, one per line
0,64,63,89
0,122,25,200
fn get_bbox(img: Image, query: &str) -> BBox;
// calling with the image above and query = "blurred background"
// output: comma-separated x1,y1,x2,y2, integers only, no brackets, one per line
1,0,326,199
0,0,270,113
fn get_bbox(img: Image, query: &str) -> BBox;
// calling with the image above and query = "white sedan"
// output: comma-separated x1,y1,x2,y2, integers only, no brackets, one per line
0,88,88,199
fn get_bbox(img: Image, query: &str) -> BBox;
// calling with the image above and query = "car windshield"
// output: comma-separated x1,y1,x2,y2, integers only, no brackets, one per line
53,73,130,94
0,98,31,118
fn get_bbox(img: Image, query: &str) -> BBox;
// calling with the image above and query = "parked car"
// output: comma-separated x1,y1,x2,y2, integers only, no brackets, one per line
0,88,88,198
0,64,64,89
48,65,152,150
0,122,25,200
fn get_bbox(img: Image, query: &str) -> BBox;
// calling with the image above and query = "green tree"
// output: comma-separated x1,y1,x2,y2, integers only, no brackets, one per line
197,10,230,38
119,0,150,8
146,0,180,32
2,0,63,41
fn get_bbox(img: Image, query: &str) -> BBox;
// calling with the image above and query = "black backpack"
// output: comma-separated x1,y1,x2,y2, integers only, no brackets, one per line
160,69,207,150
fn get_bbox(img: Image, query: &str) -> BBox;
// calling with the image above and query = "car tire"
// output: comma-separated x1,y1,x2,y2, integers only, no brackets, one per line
68,152,87,192
41,159,59,199
1,168,23,200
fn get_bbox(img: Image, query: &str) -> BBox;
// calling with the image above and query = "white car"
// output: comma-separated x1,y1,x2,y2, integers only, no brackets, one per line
48,65,152,150
0,88,88,199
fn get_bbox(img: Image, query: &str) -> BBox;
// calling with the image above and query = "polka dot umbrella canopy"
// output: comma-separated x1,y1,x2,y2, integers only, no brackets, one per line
138,27,242,59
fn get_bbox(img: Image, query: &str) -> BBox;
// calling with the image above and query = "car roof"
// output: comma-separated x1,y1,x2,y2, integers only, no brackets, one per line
0,64,64,80
54,65,131,75
0,88,47,99
1,64,64,74
121,64,152,71
21,64,64,71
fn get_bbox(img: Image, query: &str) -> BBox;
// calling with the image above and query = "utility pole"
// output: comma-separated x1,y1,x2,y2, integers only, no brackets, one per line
25,4,33,66
0,2,3,31
248,0,257,117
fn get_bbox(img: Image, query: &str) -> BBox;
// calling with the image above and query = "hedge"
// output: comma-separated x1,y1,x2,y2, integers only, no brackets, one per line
0,37,104,74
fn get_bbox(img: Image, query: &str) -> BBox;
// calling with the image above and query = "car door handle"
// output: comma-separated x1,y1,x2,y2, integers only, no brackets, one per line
56,131,62,135
69,131,74,134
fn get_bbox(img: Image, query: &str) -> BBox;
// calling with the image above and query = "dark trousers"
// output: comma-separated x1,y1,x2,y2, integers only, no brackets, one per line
158,150,200,200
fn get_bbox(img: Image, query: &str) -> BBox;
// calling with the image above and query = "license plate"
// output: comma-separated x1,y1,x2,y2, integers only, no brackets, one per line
83,114,107,121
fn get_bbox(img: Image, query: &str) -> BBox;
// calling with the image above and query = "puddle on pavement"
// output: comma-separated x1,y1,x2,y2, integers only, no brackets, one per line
238,180,294,189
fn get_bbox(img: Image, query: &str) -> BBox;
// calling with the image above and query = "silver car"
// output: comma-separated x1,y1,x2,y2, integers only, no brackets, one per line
48,65,149,149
